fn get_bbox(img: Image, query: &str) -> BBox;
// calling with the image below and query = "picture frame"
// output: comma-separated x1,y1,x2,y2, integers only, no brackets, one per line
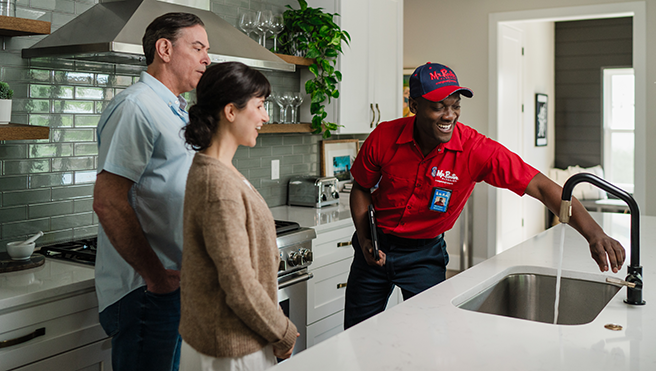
320,139,360,182
535,93,548,147
403,68,416,118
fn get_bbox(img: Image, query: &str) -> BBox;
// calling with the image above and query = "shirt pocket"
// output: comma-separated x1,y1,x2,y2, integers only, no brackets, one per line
374,169,414,209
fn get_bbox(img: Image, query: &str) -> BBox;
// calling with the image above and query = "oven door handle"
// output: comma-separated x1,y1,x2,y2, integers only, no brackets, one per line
278,272,314,290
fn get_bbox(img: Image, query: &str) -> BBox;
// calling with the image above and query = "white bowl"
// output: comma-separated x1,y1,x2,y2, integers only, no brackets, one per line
6,241,35,261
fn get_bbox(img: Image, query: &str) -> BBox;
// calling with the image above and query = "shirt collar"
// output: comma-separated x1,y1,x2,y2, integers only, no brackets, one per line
397,117,464,152
139,71,189,121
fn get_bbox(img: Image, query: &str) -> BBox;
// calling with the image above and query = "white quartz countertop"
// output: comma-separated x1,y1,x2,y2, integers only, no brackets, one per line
270,192,353,232
271,212,656,370
0,259,95,312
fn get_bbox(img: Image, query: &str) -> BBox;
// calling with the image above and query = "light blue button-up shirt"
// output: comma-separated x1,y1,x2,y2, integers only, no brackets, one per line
95,71,194,312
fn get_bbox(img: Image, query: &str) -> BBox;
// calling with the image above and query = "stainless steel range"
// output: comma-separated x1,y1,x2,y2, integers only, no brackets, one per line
274,220,316,356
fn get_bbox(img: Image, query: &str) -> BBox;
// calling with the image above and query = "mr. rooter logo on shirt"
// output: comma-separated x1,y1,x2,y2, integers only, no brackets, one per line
431,166,459,185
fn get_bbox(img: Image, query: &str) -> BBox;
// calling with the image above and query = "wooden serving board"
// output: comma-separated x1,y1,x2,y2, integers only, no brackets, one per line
0,253,45,273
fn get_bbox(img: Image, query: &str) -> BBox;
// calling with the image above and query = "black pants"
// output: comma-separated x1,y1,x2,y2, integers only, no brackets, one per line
344,230,448,329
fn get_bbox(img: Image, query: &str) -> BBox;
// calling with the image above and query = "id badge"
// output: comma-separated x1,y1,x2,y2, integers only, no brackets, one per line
429,187,452,213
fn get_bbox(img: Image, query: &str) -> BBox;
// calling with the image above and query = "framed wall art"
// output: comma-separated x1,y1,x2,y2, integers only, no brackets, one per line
535,93,548,147
320,139,360,181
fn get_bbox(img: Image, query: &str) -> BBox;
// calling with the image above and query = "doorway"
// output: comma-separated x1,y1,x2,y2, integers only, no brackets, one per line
488,2,646,258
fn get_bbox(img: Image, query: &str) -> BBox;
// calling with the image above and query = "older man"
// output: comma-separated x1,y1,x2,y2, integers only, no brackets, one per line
344,62,626,329
93,12,210,371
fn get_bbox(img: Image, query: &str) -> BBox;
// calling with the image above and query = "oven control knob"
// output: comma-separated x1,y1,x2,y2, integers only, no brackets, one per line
321,193,328,202
301,249,313,263
332,191,339,199
288,251,302,267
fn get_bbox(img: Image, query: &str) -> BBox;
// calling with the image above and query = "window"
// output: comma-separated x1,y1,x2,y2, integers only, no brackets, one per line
602,68,634,194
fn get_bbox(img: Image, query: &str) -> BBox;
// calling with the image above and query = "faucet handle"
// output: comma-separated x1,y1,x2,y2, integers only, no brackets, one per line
559,200,572,224
606,277,637,288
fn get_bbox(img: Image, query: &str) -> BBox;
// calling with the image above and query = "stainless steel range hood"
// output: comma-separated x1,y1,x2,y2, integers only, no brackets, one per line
22,0,294,72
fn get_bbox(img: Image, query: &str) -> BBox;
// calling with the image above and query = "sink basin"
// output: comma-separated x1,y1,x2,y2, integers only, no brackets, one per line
457,273,620,325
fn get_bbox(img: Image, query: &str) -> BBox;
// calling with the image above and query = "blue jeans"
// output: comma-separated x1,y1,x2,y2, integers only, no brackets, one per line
99,286,182,371
344,230,448,329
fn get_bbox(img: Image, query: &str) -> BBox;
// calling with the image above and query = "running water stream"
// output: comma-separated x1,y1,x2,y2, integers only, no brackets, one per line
553,225,566,324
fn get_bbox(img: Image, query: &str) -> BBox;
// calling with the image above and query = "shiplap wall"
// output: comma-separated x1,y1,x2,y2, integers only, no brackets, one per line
554,17,632,169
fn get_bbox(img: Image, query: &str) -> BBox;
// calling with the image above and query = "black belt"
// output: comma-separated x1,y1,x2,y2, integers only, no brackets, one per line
378,228,444,248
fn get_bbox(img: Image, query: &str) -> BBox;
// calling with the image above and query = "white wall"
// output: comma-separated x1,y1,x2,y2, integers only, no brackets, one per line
405,0,652,262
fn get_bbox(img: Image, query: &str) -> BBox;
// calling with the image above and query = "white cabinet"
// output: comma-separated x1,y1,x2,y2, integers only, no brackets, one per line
306,221,354,348
301,0,403,134
0,289,111,371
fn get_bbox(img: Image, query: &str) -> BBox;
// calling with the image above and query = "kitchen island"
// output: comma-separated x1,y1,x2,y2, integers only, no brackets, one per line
271,212,655,370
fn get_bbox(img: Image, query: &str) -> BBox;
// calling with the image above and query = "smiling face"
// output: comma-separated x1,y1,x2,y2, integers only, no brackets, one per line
168,24,210,95
230,96,269,147
410,94,461,153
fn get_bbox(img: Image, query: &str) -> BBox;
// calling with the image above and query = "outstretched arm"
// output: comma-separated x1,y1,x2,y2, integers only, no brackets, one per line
524,172,626,273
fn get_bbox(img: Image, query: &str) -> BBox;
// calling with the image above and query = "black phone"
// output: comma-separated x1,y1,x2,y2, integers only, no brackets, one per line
367,204,380,261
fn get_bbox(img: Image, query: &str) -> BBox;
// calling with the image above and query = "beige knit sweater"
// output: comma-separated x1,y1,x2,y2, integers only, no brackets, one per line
180,153,297,358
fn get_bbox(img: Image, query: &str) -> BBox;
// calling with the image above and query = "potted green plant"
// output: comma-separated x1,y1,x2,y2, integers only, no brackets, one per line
277,0,350,138
0,81,14,124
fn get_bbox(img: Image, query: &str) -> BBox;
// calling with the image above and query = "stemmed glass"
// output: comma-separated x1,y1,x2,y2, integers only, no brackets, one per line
272,92,287,124
270,14,284,52
282,92,294,124
290,92,304,124
264,95,276,123
238,9,256,39
255,10,273,47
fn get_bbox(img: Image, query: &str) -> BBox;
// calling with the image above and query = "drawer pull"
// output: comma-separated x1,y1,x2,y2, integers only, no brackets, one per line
337,241,352,247
337,283,347,289
0,327,46,349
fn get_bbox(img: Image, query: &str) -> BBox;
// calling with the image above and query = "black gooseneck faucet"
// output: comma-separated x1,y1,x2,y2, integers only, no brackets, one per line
559,172,645,305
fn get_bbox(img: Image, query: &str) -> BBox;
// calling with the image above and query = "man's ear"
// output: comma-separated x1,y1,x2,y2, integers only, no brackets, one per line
408,97,419,114
155,38,173,63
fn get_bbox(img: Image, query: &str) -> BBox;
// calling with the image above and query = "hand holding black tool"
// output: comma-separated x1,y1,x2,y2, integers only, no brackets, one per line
367,204,380,261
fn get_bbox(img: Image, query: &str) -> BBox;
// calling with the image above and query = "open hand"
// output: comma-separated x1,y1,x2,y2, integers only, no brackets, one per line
588,234,626,273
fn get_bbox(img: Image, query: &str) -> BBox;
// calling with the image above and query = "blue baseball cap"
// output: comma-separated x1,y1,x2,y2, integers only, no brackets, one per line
409,63,473,102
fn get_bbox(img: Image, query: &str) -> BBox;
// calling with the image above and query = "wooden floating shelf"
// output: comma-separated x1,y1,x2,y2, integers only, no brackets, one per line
259,123,314,134
0,15,51,37
274,53,315,67
0,123,50,140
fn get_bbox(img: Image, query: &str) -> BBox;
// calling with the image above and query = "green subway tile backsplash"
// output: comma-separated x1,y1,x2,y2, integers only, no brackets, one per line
0,0,368,249
30,173,74,188
29,143,74,158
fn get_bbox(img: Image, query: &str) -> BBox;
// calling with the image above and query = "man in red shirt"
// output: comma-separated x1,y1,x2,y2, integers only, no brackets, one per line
345,62,626,329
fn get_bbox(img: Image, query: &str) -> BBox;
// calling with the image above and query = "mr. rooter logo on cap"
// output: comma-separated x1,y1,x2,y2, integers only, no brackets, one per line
409,62,473,103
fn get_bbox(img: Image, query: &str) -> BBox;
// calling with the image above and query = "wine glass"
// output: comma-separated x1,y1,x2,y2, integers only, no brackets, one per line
282,92,294,124
264,95,276,123
270,14,284,52
291,92,304,124
272,92,287,124
255,10,273,47
238,9,256,39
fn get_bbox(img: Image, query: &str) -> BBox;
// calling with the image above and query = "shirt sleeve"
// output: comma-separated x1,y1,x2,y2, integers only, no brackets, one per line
350,128,382,188
202,195,296,348
97,98,156,183
470,138,540,196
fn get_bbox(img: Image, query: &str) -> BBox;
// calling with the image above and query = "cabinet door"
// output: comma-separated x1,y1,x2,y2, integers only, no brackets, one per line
335,0,372,134
306,310,345,348
307,257,352,325
14,338,112,371
370,0,403,124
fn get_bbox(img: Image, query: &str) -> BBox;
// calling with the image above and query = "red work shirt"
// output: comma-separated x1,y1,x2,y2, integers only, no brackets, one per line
350,116,540,239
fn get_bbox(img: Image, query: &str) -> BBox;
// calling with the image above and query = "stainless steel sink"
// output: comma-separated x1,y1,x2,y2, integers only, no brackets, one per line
457,273,621,325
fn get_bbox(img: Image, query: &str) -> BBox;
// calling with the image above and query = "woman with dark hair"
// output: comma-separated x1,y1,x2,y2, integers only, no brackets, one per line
179,62,297,370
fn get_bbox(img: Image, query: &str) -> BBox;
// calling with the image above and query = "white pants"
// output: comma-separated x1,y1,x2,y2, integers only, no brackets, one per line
181,340,277,371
